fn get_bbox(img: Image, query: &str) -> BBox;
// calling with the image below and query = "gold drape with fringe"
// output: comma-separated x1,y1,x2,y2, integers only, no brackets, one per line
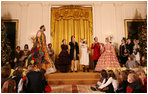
51,5,93,70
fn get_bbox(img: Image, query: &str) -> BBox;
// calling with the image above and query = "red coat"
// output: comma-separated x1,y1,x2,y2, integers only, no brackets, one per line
126,86,133,93
91,43,100,60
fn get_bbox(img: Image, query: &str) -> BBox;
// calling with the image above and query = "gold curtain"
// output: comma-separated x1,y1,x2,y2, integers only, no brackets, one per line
51,5,93,70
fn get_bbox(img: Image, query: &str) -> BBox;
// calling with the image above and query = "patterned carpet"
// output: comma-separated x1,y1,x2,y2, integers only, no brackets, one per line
50,85,104,93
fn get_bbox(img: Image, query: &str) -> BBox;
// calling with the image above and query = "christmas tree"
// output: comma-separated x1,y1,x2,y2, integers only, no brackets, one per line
1,22,12,65
138,19,147,57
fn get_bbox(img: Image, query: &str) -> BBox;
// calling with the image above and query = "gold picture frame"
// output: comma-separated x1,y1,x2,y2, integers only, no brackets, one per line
124,19,146,39
2,19,19,49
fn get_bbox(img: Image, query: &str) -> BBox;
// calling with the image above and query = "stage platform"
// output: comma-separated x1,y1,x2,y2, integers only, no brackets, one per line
46,70,101,85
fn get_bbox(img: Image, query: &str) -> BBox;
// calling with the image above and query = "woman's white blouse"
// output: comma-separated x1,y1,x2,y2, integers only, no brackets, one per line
99,77,119,92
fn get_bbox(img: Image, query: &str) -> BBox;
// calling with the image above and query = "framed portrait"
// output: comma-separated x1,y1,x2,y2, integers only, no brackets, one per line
124,19,146,39
1,19,18,50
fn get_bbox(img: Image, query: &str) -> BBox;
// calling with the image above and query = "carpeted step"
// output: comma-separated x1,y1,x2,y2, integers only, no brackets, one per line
46,72,101,85
47,73,100,79
47,79,99,85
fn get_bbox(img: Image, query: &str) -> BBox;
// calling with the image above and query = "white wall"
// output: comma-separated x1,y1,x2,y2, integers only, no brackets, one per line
1,1,147,51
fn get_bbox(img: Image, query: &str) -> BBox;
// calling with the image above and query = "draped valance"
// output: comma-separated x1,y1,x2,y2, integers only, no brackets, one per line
51,5,93,36
52,6,92,20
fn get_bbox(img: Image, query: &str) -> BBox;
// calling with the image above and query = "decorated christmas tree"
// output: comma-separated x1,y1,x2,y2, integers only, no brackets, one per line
1,22,12,65
138,19,147,57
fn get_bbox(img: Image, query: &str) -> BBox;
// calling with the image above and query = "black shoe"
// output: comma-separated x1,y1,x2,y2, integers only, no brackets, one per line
75,71,78,72
96,87,102,91
83,67,85,72
90,86,97,91
87,68,89,72
70,71,73,72
95,84,99,87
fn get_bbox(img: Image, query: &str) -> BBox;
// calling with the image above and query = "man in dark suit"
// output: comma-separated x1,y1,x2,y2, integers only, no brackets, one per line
69,35,79,72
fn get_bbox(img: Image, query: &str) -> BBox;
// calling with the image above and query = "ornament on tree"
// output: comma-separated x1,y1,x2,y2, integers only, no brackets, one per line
138,19,147,57
1,22,12,64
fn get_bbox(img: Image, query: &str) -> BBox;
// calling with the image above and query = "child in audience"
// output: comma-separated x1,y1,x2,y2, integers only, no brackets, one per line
98,70,119,93
126,72,142,93
15,66,24,76
1,65,11,88
90,70,108,91
116,70,129,93
23,65,34,87
125,56,137,69
25,66,44,93
137,70,147,93
1,79,16,93
10,70,23,93
97,70,108,86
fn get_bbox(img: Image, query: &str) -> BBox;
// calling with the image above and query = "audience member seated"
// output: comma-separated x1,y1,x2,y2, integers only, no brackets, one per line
126,72,142,93
25,65,45,93
10,69,23,93
137,70,147,93
1,65,11,88
1,78,16,93
90,70,108,91
125,56,138,69
22,65,34,92
116,70,129,93
98,70,119,93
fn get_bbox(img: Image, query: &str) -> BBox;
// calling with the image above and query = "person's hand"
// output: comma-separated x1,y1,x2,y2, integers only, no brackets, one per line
77,54,79,57
14,58,17,62
6,62,9,65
